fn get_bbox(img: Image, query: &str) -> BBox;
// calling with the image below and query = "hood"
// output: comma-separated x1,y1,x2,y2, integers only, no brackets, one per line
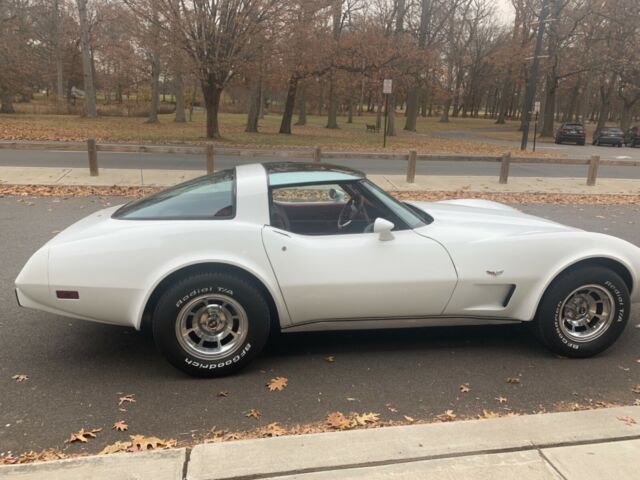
408,199,580,236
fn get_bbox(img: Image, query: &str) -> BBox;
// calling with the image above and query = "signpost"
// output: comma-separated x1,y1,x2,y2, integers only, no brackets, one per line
533,101,540,152
383,79,392,148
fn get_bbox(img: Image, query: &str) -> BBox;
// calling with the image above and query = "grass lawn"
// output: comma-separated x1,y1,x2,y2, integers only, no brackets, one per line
0,108,554,156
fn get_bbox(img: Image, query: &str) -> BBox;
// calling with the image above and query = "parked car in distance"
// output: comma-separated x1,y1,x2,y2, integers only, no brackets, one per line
623,126,640,147
593,127,624,147
555,123,586,145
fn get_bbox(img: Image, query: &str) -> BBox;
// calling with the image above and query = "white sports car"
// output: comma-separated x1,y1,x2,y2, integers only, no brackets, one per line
16,163,640,377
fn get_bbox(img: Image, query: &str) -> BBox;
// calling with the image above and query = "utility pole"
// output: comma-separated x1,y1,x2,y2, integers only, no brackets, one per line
520,0,550,151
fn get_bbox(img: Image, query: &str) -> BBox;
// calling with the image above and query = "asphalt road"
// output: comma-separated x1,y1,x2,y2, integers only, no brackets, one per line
0,197,639,457
1,148,640,179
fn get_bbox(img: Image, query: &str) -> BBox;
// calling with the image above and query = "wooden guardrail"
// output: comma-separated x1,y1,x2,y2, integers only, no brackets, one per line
1,140,638,186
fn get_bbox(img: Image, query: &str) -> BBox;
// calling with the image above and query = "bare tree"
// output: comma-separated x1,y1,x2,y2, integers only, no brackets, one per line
76,0,97,117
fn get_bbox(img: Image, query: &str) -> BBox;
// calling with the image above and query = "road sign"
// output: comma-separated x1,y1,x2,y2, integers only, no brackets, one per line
534,101,541,114
383,79,393,94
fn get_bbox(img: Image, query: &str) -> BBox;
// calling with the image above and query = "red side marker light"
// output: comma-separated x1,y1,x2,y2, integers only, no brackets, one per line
56,290,79,299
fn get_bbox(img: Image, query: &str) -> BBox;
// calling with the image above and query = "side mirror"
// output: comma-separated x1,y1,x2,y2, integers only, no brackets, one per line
329,188,346,203
373,218,395,241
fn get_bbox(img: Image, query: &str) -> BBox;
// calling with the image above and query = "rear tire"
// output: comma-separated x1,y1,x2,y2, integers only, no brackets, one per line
533,266,629,358
152,272,270,377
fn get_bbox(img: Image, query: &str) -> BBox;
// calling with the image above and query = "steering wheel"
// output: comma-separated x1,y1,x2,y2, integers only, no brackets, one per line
337,195,366,229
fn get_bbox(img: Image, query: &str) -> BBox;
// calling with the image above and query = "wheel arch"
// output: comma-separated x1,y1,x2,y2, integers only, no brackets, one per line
138,262,283,332
533,256,634,317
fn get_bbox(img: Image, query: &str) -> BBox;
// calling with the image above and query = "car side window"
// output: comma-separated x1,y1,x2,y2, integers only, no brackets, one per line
113,169,235,220
270,184,352,235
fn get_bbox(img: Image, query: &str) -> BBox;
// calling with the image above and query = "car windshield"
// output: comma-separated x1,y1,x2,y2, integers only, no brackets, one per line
602,128,622,134
358,180,426,229
113,169,235,220
565,124,583,129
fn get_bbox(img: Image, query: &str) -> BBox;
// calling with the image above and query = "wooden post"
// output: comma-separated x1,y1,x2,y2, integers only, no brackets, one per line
587,154,600,186
499,152,511,184
206,142,214,173
313,145,321,163
406,150,417,183
87,138,98,176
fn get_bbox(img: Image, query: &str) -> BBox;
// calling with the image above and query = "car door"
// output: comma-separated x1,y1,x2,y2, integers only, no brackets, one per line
262,226,458,325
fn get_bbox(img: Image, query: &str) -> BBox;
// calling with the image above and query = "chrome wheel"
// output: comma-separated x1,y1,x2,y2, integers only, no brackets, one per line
559,285,615,343
175,294,248,360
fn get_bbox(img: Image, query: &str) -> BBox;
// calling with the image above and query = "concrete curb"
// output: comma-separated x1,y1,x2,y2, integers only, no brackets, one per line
186,406,640,479
1,407,638,480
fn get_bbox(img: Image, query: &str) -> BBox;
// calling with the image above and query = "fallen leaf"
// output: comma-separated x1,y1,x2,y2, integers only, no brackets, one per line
436,410,457,422
403,415,415,423
245,409,262,419
353,412,380,426
266,377,288,392
112,421,128,432
496,396,508,404
260,422,287,437
617,416,637,427
324,356,336,363
118,394,135,406
217,391,229,397
480,410,501,419
129,435,176,452
386,404,398,413
459,383,471,393
11,374,29,382
632,385,640,394
66,428,102,444
326,412,352,430
100,441,130,455
506,377,521,384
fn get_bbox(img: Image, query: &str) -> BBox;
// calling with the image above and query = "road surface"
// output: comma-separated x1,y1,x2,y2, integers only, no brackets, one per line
0,197,638,456
1,148,640,178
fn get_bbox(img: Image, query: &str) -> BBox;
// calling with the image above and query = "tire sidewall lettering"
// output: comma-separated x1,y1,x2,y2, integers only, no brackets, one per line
183,342,252,370
175,285,235,309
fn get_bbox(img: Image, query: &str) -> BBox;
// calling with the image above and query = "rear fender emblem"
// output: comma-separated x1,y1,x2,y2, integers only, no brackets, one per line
486,270,504,277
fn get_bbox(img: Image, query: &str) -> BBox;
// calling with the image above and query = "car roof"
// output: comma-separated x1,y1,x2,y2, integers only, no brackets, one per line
263,162,365,187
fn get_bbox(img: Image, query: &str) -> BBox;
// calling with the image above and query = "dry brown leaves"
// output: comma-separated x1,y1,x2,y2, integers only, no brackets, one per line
2,185,640,206
459,383,471,393
392,191,640,205
245,409,262,419
266,377,288,392
100,435,176,455
324,356,336,363
258,422,288,437
325,411,381,430
66,428,102,444
631,385,640,394
217,390,229,397
11,374,29,382
0,449,70,465
495,396,508,404
506,377,521,384
113,421,128,432
118,394,136,407
436,410,457,422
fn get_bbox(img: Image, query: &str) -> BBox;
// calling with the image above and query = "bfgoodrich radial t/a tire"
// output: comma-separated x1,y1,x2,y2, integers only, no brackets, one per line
533,266,630,358
152,272,270,377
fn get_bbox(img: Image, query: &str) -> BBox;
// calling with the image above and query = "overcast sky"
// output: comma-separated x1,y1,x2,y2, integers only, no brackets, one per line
494,0,516,24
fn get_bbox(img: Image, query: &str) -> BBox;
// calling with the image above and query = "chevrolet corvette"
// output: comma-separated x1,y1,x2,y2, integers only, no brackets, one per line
15,163,640,376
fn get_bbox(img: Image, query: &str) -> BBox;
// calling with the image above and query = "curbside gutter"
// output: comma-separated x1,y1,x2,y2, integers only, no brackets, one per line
1,406,639,480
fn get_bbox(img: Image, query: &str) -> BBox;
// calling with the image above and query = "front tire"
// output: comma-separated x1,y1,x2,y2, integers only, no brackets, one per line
152,272,271,377
533,266,629,358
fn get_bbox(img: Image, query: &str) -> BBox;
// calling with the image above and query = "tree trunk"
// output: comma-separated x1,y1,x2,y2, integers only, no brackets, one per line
174,72,186,123
440,98,451,122
596,72,617,134
147,53,161,123
76,0,97,118
0,91,15,113
347,94,354,123
375,93,383,130
295,82,307,126
404,87,420,131
202,78,222,139
326,71,339,129
245,73,261,133
279,75,298,134
54,0,65,114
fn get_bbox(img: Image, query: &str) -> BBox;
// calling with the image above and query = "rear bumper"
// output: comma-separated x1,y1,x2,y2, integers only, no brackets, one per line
596,137,623,144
